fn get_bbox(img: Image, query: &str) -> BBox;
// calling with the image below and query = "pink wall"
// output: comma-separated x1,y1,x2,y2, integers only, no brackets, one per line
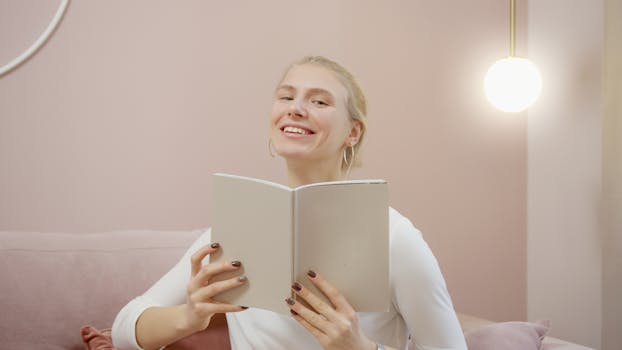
0,0,526,321
603,3,622,350
527,1,622,348
527,1,605,348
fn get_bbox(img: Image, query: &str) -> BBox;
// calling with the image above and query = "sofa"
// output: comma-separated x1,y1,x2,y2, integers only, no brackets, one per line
0,229,595,350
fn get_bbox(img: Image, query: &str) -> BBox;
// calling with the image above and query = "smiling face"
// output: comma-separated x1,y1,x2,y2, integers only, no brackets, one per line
270,64,360,169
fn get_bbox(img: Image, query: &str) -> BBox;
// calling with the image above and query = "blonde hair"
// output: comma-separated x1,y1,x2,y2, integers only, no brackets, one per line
282,56,368,171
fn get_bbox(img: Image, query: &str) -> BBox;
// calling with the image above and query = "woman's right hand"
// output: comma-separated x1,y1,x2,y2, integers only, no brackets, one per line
183,242,248,332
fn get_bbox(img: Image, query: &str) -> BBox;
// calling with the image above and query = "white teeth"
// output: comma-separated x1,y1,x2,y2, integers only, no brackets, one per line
283,126,309,135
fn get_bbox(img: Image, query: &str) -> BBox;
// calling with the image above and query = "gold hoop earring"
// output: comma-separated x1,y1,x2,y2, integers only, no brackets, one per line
268,138,276,158
343,145,355,178
343,147,349,166
343,145,356,165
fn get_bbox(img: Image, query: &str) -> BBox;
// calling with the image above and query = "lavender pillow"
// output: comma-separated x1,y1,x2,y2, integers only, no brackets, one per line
465,320,551,350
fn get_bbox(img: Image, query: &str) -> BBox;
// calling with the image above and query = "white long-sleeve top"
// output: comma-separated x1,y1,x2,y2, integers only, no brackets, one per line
112,208,467,350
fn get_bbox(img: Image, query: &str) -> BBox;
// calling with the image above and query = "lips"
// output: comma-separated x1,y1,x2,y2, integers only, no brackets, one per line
280,124,315,135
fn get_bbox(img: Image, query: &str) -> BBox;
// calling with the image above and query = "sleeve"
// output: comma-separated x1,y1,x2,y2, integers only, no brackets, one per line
390,218,467,350
111,229,213,350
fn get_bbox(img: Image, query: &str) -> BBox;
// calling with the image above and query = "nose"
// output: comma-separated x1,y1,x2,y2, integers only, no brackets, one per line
287,98,307,118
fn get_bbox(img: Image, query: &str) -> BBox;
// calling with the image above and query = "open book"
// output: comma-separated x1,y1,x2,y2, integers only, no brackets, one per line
210,173,390,315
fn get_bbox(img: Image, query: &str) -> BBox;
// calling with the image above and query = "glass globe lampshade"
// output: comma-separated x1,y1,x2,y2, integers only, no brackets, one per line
484,56,542,113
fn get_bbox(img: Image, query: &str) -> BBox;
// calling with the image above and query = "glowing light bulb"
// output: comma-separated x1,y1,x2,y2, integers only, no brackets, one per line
484,57,542,113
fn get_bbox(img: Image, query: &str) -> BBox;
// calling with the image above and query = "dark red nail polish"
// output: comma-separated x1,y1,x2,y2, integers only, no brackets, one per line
231,260,242,267
240,306,248,310
290,309,298,316
211,242,220,248
292,282,302,291
285,298,295,305
307,270,317,278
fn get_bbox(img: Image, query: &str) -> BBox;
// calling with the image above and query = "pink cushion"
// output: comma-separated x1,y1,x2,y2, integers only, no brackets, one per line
0,229,203,349
465,320,551,350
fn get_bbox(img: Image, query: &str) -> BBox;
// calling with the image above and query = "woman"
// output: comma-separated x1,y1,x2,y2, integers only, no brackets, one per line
112,56,467,350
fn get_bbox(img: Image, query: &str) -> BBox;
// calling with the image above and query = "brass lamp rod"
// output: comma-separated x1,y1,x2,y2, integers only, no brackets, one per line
510,0,516,56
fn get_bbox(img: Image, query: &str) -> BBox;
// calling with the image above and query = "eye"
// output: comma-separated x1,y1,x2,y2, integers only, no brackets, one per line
312,99,328,106
278,96,293,101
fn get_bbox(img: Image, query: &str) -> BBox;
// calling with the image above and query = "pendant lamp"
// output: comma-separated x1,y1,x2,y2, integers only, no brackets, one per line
484,0,542,113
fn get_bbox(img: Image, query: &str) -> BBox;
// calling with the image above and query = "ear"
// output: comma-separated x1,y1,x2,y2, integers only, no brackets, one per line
347,120,363,146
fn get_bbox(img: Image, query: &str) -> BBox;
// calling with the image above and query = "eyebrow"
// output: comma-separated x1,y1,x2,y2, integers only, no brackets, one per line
276,84,335,99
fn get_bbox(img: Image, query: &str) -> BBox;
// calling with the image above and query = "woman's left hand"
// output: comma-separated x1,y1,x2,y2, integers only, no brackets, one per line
285,270,377,350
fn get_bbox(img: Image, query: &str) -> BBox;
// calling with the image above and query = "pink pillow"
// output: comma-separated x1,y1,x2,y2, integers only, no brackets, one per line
465,320,551,350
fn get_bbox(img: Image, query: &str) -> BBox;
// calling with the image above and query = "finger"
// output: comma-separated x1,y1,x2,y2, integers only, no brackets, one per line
189,260,242,291
285,297,332,334
307,270,355,315
290,310,329,344
193,275,248,301
190,243,220,277
292,280,340,322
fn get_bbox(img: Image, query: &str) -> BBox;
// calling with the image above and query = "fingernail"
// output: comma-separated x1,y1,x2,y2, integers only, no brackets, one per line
211,242,220,249
240,306,249,310
290,309,298,316
307,270,317,278
231,260,242,267
237,276,248,282
285,297,295,305
292,282,302,291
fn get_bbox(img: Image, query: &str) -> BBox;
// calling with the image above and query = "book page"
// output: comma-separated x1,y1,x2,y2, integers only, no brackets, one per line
294,181,390,312
210,174,293,314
